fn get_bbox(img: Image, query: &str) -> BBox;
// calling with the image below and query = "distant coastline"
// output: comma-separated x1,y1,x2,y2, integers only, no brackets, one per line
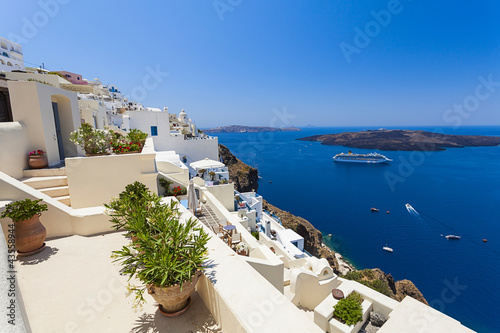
204,125,301,133
298,129,500,151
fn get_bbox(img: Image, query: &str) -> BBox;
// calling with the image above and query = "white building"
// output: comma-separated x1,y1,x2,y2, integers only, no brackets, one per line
0,37,24,72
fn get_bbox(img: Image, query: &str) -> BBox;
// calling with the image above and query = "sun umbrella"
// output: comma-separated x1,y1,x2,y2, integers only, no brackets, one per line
187,179,198,215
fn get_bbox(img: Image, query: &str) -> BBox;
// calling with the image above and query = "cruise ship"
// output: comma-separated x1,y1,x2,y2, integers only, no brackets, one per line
333,151,392,164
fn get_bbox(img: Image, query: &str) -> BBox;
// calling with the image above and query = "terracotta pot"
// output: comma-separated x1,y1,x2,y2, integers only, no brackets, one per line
28,155,48,169
15,214,47,253
147,271,201,315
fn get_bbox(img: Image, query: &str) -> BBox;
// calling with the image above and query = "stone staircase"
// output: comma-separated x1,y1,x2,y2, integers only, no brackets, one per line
20,167,71,206
198,204,221,233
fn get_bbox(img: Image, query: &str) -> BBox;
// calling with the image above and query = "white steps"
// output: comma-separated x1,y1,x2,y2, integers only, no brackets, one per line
20,176,68,189
20,168,71,207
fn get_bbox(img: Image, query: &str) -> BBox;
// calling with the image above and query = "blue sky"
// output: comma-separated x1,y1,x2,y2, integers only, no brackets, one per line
1,0,499,128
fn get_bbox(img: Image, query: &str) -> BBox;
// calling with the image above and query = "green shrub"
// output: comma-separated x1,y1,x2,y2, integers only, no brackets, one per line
1,199,48,222
333,297,363,326
346,291,363,304
70,123,111,154
108,183,210,308
159,178,173,196
251,231,260,240
104,181,158,231
127,128,148,145
344,271,362,281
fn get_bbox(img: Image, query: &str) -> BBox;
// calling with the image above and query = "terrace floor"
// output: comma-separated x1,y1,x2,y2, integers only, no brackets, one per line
16,231,222,333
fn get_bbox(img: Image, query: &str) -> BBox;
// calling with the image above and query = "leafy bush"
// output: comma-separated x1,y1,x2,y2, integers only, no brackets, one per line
109,129,147,154
70,123,111,154
108,182,210,308
361,279,392,297
346,291,363,304
343,269,392,297
104,182,158,231
1,199,48,222
333,297,363,326
158,178,173,196
127,128,148,145
251,231,260,240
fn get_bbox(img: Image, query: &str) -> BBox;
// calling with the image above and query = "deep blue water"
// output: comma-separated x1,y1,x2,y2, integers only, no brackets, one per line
216,126,500,333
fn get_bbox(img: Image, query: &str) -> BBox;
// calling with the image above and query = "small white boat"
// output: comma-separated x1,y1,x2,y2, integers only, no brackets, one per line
445,235,461,240
383,246,393,252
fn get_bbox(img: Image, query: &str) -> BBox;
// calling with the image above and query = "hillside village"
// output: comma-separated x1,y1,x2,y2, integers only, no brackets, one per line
0,36,475,332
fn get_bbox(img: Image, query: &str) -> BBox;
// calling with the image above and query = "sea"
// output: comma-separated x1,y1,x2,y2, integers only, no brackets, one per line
215,126,500,333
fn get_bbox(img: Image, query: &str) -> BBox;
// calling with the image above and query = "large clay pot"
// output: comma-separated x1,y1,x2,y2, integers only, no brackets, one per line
147,271,201,316
28,155,48,169
15,214,47,254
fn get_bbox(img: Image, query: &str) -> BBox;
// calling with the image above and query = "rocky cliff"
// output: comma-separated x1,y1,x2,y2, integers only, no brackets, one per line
222,144,428,304
218,144,259,192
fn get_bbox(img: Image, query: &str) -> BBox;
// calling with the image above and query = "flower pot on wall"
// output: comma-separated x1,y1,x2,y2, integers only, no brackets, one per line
147,271,201,316
28,155,48,169
15,214,47,255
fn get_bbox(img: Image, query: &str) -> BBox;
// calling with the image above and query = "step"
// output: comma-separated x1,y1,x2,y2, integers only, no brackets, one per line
23,167,66,178
40,185,69,198
21,176,68,189
55,195,71,207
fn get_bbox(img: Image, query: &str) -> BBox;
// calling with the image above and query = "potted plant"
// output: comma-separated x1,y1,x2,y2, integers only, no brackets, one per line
0,199,48,255
208,171,216,181
236,242,248,256
108,182,210,316
28,150,48,169
333,291,364,326
69,123,111,156
110,129,147,154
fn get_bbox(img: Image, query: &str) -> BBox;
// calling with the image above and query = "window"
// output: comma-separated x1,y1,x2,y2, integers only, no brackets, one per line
65,74,71,78
7,62,12,67
151,126,158,136
2,52,9,58
0,42,6,50
0,59,4,65
77,77,80,80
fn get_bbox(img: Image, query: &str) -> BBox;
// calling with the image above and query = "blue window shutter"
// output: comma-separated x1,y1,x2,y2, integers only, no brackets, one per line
151,126,158,136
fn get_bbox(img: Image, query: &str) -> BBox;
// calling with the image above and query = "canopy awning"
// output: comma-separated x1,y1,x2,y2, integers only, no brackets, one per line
190,158,225,170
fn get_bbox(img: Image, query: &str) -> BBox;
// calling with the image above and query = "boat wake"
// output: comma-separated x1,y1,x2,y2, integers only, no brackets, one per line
405,203,419,216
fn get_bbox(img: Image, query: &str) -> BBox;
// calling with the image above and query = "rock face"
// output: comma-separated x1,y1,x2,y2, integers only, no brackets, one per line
370,311,388,327
394,279,428,305
222,144,428,305
218,144,259,192
298,129,500,151
262,200,342,273
205,125,301,133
